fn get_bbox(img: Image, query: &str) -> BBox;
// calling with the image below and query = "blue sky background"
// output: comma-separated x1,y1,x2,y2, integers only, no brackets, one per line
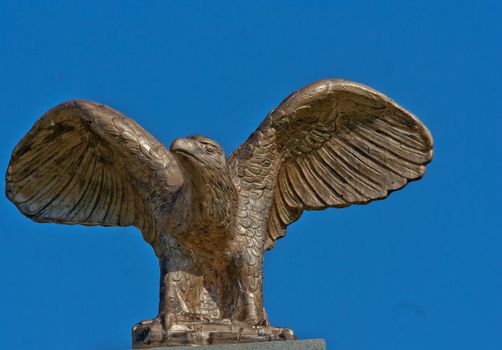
0,1,500,349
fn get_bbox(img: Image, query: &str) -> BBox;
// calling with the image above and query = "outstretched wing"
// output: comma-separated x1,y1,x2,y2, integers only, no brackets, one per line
229,79,433,250
6,100,183,245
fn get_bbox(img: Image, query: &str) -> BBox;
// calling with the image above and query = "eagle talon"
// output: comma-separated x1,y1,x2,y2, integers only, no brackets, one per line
132,318,165,346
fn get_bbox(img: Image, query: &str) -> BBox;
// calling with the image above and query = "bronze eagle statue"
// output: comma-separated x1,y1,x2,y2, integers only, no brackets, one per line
5,79,433,347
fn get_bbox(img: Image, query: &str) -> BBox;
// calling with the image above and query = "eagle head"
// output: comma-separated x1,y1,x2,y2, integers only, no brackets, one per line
170,135,237,231
170,135,227,179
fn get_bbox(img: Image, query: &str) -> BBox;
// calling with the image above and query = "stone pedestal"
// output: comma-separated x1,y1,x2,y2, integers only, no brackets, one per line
142,339,326,350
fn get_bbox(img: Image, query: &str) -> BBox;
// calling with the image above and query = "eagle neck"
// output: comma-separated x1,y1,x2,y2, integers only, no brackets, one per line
185,169,236,225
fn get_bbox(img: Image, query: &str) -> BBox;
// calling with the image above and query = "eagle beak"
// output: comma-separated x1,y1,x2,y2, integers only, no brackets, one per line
170,138,194,156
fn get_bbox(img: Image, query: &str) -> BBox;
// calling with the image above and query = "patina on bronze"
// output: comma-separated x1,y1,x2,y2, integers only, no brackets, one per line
5,79,433,348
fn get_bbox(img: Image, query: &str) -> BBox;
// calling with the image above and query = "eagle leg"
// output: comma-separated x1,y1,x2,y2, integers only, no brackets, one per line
232,251,269,326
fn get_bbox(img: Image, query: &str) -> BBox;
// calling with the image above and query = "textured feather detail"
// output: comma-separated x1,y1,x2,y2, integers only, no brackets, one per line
5,99,183,245
229,79,433,250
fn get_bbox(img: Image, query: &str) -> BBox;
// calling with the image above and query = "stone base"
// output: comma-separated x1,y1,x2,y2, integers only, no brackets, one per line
139,339,326,350
132,320,296,349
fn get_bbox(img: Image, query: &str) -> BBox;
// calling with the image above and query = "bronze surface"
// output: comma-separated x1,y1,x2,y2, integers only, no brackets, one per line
5,79,433,348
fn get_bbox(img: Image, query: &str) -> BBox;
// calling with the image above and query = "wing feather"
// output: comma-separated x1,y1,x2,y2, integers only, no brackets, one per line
229,79,433,249
6,100,183,245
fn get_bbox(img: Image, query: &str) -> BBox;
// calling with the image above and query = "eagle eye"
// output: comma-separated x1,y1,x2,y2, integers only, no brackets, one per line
205,145,215,154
